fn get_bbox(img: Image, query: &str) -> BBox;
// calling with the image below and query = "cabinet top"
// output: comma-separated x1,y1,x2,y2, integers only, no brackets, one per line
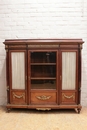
3,39,84,45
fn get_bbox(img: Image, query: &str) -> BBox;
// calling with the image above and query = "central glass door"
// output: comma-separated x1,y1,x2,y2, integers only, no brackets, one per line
30,51,57,90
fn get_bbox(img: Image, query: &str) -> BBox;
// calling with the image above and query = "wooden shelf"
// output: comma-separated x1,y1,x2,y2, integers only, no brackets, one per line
30,63,56,65
31,77,56,80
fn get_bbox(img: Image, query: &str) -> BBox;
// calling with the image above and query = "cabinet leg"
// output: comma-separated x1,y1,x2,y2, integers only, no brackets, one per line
77,108,81,114
7,108,11,113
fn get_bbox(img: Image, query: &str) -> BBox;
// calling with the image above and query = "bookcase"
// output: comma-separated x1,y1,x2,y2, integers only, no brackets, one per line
3,39,84,113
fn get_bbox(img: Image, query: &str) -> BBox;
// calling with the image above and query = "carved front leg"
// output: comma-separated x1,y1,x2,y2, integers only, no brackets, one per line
77,108,81,114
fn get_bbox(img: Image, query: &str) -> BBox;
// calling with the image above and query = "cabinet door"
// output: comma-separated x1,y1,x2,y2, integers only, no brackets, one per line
9,50,27,104
28,50,58,105
30,51,57,90
60,50,78,104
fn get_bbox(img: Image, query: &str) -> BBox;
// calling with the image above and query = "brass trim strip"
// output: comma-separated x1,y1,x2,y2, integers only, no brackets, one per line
28,45,59,48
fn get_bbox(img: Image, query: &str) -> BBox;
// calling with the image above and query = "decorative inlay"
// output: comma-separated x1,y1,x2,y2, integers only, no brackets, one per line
36,108,51,110
80,44,82,49
13,92,25,100
9,45,26,48
5,45,8,52
62,93,75,101
28,45,59,48
5,45,8,49
36,95,51,100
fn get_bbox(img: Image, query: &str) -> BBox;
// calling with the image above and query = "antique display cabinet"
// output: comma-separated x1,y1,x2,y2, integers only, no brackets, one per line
3,39,84,113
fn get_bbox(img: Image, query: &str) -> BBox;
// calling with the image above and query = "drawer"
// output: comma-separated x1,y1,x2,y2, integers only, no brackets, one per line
31,92,57,104
61,92,76,104
10,91,27,104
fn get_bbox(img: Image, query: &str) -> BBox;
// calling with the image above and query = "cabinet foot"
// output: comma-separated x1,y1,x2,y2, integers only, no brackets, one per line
77,108,81,114
7,108,11,113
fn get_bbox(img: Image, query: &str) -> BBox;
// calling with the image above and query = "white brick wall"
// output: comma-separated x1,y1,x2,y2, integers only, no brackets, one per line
0,0,87,106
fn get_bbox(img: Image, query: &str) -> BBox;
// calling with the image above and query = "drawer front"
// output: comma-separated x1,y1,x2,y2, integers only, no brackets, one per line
31,92,57,104
61,92,76,104
10,91,27,104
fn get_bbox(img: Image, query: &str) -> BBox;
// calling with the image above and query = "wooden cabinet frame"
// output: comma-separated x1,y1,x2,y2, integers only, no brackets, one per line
3,39,84,113
9,50,27,105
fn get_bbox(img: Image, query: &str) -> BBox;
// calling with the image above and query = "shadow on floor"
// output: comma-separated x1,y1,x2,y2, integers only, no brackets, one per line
4,107,78,114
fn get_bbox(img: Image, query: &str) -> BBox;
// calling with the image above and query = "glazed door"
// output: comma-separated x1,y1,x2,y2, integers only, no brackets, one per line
60,50,78,105
9,50,27,104
28,50,58,105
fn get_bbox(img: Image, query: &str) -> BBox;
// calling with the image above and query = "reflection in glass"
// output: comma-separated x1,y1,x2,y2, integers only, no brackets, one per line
31,65,56,77
31,52,56,63
31,80,56,89
30,52,57,90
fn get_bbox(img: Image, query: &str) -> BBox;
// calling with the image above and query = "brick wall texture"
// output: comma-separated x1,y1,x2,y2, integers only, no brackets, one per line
0,0,87,106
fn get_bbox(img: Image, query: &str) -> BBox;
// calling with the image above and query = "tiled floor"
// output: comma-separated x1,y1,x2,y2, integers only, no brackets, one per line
0,106,87,130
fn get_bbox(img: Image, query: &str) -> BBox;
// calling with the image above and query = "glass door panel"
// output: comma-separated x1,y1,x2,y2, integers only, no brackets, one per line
31,65,56,78
62,52,76,90
11,52,25,89
30,51,57,90
31,52,56,63
31,79,56,89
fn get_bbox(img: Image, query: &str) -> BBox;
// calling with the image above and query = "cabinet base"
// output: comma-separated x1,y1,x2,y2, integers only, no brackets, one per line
6,104,82,113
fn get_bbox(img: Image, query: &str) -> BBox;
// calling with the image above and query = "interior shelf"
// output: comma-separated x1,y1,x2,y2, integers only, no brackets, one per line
30,63,56,65
31,77,56,80
31,52,56,63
